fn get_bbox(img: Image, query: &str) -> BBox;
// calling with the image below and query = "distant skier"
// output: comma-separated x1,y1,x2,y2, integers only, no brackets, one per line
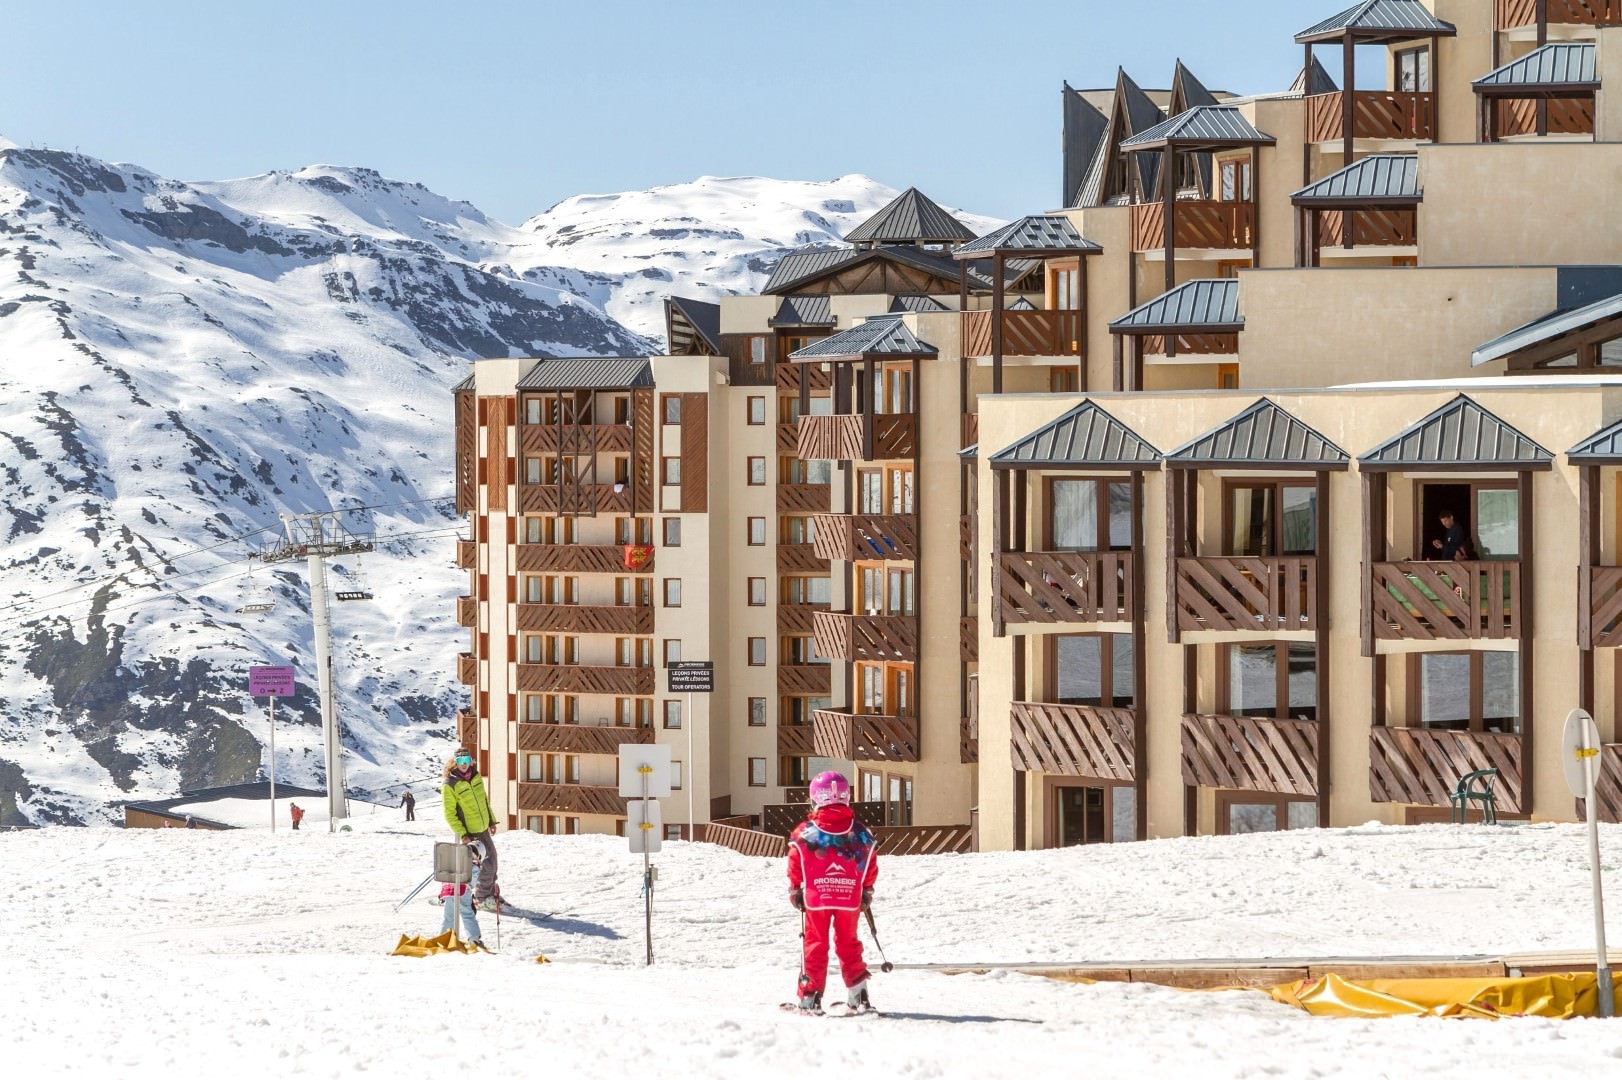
401,790,416,821
787,771,878,1012
438,836,489,951
289,803,304,831
443,750,500,910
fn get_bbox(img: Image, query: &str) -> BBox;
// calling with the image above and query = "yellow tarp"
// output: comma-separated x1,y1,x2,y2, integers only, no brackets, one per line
1264,972,1607,1020
391,931,484,958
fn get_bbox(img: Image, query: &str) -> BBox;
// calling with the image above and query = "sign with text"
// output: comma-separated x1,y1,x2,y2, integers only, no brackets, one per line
248,665,296,697
667,661,714,694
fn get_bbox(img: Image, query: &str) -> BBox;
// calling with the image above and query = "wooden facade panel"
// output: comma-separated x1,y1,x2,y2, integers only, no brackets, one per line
960,615,978,664
1131,200,1257,253
1140,333,1240,355
1370,560,1520,641
516,603,654,636
960,715,979,765
1306,91,1435,143
960,310,1086,358
519,484,632,516
1594,744,1622,824
516,544,654,575
775,363,832,394
777,722,816,758
778,664,831,696
517,782,628,818
1497,0,1622,28
778,483,831,514
812,710,921,763
763,801,887,837
484,396,512,512
795,414,916,462
777,602,828,636
456,595,476,628
456,708,478,751
1010,702,1136,782
1368,727,1525,816
776,544,829,575
999,551,1135,625
680,393,708,513
1316,209,1419,249
699,822,788,858
455,390,476,515
813,611,919,663
457,651,477,686
811,513,918,562
633,389,655,515
1180,713,1320,797
1493,97,1597,140
1590,567,1622,648
517,721,653,757
776,422,800,454
456,539,477,569
516,664,655,696
1174,557,1319,633
520,424,633,455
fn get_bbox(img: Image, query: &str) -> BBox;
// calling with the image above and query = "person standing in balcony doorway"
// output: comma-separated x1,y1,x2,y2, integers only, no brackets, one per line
443,750,501,910
1430,511,1472,561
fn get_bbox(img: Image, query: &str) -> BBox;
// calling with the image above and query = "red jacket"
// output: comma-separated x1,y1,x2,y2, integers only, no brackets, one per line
787,805,878,911
290,806,305,822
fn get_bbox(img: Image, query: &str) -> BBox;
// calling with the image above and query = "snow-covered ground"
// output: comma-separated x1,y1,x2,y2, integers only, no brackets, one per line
12,822,1622,1077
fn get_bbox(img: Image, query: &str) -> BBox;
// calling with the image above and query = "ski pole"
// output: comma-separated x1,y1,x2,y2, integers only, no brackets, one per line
394,871,436,912
863,905,893,973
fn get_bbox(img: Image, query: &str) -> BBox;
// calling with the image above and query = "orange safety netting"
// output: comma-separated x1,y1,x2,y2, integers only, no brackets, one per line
390,930,484,957
1263,972,1609,1020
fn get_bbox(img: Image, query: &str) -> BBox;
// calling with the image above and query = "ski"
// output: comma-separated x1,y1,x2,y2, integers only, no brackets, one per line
779,1002,825,1016
825,1002,882,1018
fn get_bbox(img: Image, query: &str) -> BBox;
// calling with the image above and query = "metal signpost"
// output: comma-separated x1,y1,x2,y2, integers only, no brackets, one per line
1562,707,1614,1018
248,665,296,832
667,661,713,836
619,743,671,966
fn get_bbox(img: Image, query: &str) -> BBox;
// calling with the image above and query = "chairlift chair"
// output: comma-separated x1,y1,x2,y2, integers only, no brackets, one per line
335,554,374,602
235,560,277,615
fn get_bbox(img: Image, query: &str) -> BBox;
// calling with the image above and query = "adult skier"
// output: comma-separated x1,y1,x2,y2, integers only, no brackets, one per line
401,790,416,821
442,750,501,910
786,770,878,1013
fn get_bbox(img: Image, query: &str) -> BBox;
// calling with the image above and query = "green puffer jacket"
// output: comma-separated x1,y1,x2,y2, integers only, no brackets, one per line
443,770,493,837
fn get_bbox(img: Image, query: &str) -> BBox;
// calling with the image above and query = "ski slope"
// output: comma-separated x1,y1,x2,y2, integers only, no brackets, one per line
10,821,1622,1077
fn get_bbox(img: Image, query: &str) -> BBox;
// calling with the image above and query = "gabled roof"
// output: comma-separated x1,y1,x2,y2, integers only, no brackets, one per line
1296,1,1457,44
1292,154,1421,204
1063,83,1112,209
989,400,1160,471
1110,279,1241,333
1169,60,1220,116
1290,56,1341,96
1120,106,1276,150
1008,296,1038,311
1167,399,1349,471
763,246,862,294
1472,291,1622,367
1076,68,1167,207
844,187,975,246
517,358,654,390
665,296,722,355
1474,43,1598,93
955,215,1104,259
452,374,474,393
769,295,836,327
1358,395,1553,471
788,315,936,363
1568,419,1622,464
763,242,1013,296
890,294,949,313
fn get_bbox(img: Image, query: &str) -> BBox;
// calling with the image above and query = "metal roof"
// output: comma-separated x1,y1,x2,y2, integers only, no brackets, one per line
1358,395,1553,471
1296,1,1457,43
769,295,836,327
665,296,721,354
1170,60,1220,113
1568,419,1622,463
1292,154,1420,203
1076,69,1166,208
1166,399,1349,470
989,401,1160,471
959,442,978,460
1290,56,1341,96
955,215,1103,258
1472,291,1622,367
517,358,654,390
890,294,949,313
762,247,862,294
764,242,1013,296
451,374,474,392
1120,106,1276,150
1009,296,1037,311
1474,43,1597,92
1110,279,1241,333
844,187,975,245
788,315,936,362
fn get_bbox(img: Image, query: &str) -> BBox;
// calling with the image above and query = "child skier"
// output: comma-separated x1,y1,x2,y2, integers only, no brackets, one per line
438,836,489,951
786,770,878,1012
442,749,502,910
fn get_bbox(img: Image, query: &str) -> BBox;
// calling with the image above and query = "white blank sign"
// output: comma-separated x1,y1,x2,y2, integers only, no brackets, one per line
618,743,673,798
627,799,663,854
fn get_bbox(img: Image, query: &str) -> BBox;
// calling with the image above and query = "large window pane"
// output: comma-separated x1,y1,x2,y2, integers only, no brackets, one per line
1286,801,1318,830
1482,651,1520,734
1228,487,1274,556
1229,645,1277,716
1111,633,1136,707
1281,487,1317,555
1111,785,1137,843
1054,636,1103,706
1286,643,1317,720
1475,489,1519,558
1052,481,1099,551
1419,654,1471,730
1107,482,1133,550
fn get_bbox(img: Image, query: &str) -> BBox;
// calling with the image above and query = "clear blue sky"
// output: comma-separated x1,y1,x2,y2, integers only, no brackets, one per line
3,0,1333,223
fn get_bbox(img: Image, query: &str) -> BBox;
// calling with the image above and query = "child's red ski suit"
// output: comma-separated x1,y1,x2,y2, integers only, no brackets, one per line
787,804,879,995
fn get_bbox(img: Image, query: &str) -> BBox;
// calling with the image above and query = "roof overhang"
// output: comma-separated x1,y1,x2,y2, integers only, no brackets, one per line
1472,293,1622,367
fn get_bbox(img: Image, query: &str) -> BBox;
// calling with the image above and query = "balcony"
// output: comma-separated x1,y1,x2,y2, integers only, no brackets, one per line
1010,702,1136,781
960,715,978,764
519,484,632,516
1140,333,1240,356
456,708,478,750
517,664,655,696
778,482,830,514
517,721,652,757
776,543,829,574
777,722,816,758
998,551,1135,625
777,602,828,636
517,543,654,575
1595,745,1622,824
457,651,476,686
961,615,978,663
520,423,632,455
517,602,653,636
1181,713,1320,797
1174,557,1319,633
960,310,1085,358
455,539,476,569
776,422,800,454
1587,566,1622,647
1306,91,1435,144
1130,201,1257,253
1492,97,1597,139
813,610,918,663
778,664,831,696
812,708,921,763
455,594,478,628
1370,560,1520,641
1369,727,1524,816
1496,0,1621,29
795,414,915,462
962,413,978,450
811,513,918,562
517,781,628,818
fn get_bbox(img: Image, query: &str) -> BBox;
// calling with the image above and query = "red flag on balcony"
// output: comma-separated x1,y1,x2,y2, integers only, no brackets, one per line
624,544,653,570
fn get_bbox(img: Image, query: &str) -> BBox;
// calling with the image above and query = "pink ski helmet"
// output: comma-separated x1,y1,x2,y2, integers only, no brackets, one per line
808,770,851,807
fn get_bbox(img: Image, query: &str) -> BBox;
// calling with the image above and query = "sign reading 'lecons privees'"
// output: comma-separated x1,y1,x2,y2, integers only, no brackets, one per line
666,661,714,693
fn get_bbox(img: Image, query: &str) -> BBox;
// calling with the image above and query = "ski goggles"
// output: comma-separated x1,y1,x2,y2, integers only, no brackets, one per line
454,752,474,766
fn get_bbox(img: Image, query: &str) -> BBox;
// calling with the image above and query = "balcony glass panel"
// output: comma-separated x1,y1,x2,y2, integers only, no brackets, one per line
1476,489,1520,558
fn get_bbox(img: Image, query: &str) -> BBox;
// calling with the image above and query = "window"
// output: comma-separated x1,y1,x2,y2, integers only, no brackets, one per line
748,457,766,485
747,397,766,425
782,576,832,605
671,760,684,790
748,578,767,606
1396,46,1431,93
1218,791,1318,836
616,517,652,545
1226,481,1317,557
1220,643,1318,721
525,754,543,781
664,824,683,841
781,456,832,485
749,638,767,666
526,815,542,833
885,774,914,826
1049,367,1079,392
749,758,767,787
781,697,830,725
524,694,544,723
781,755,810,785
1416,482,1519,560
664,579,682,607
1219,158,1253,202
1414,651,1520,733
664,700,683,730
1050,478,1132,552
1052,783,1134,845
525,457,542,484
526,517,544,543
663,395,682,425
1049,261,1081,311
859,770,884,804
780,516,818,544
782,636,819,664
749,336,768,365
663,518,681,546
663,639,682,665
748,697,767,726
1049,634,1136,708
616,576,652,608
662,457,681,486
856,662,913,716
617,637,653,668
747,517,766,545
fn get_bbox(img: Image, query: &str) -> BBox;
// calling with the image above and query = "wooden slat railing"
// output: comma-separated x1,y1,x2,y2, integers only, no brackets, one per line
960,514,973,564
777,602,828,636
777,722,816,758
1131,200,1257,253
1371,560,1520,641
813,611,919,663
1589,567,1622,648
699,822,788,858
763,801,888,837
776,363,832,393
517,603,653,636
518,721,653,756
455,539,476,569
1499,0,1622,27
960,715,978,764
1368,727,1525,815
961,615,978,663
1495,0,1539,26
454,390,476,515
1594,745,1622,824
456,708,478,751
776,543,829,574
796,415,864,461
778,483,830,514
873,824,973,855
778,664,831,696
1140,333,1240,355
1316,209,1419,248
1181,713,1320,796
516,664,655,696
520,423,632,455
1010,702,1136,782
1174,557,1319,632
1493,97,1597,140
517,782,629,818
517,544,654,575
776,422,800,454
998,551,1135,624
519,484,632,516
1306,91,1435,143
813,709,921,762
962,412,978,450
811,513,918,561
456,594,476,627
457,651,476,686
960,310,1085,357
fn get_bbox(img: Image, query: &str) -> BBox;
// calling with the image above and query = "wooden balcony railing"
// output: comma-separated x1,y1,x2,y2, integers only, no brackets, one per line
1181,713,1320,797
517,603,653,636
777,722,816,758
1306,91,1436,143
520,423,632,455
813,610,919,663
795,414,916,462
960,514,973,564
777,483,830,514
1316,209,1419,249
960,310,1085,358
517,543,654,575
960,715,978,764
1140,333,1240,355
1130,200,1257,253
1368,727,1525,815
1497,0,1622,28
699,822,788,858
1588,566,1622,648
518,721,653,756
516,664,655,696
455,594,477,627
873,824,974,855
962,412,978,450
775,363,832,394
777,602,828,636
519,484,632,516
764,801,887,836
517,781,628,818
456,708,478,751
961,615,978,663
1493,97,1597,140
811,513,918,562
776,422,800,454
1174,557,1319,633
998,551,1135,625
1371,560,1520,641
778,664,831,696
776,543,829,575
457,651,476,686
1011,701,1137,782
1594,745,1622,824
813,709,921,763
455,539,476,569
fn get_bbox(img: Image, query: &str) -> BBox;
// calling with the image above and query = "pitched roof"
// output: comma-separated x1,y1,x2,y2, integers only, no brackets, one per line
1110,279,1241,333
1292,154,1421,203
451,374,474,392
763,242,1005,296
1076,69,1167,207
1358,395,1553,470
1167,399,1349,470
990,400,1161,470
665,296,721,354
1063,83,1112,209
787,315,937,362
1474,43,1597,92
955,215,1103,258
762,246,862,294
1296,1,1457,44
1290,56,1341,96
1169,60,1220,115
890,294,949,313
1568,419,1622,463
769,295,836,327
1120,105,1276,150
517,358,654,390
1008,296,1038,311
1471,290,1622,366
844,187,975,246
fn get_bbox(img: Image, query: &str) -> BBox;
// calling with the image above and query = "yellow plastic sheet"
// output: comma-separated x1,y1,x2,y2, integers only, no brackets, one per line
1265,972,1606,1020
390,930,484,958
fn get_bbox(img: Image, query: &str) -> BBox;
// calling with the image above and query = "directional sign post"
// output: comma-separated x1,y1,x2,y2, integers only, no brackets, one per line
1563,707,1614,1018
667,662,714,836
619,743,672,966
249,666,297,833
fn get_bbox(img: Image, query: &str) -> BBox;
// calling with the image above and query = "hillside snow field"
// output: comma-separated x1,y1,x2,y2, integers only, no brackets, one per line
10,822,1622,1077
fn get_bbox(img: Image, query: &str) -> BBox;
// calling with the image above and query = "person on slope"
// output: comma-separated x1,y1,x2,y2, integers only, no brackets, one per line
437,836,489,951
401,790,416,822
442,750,501,910
289,803,304,831
787,771,878,1012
